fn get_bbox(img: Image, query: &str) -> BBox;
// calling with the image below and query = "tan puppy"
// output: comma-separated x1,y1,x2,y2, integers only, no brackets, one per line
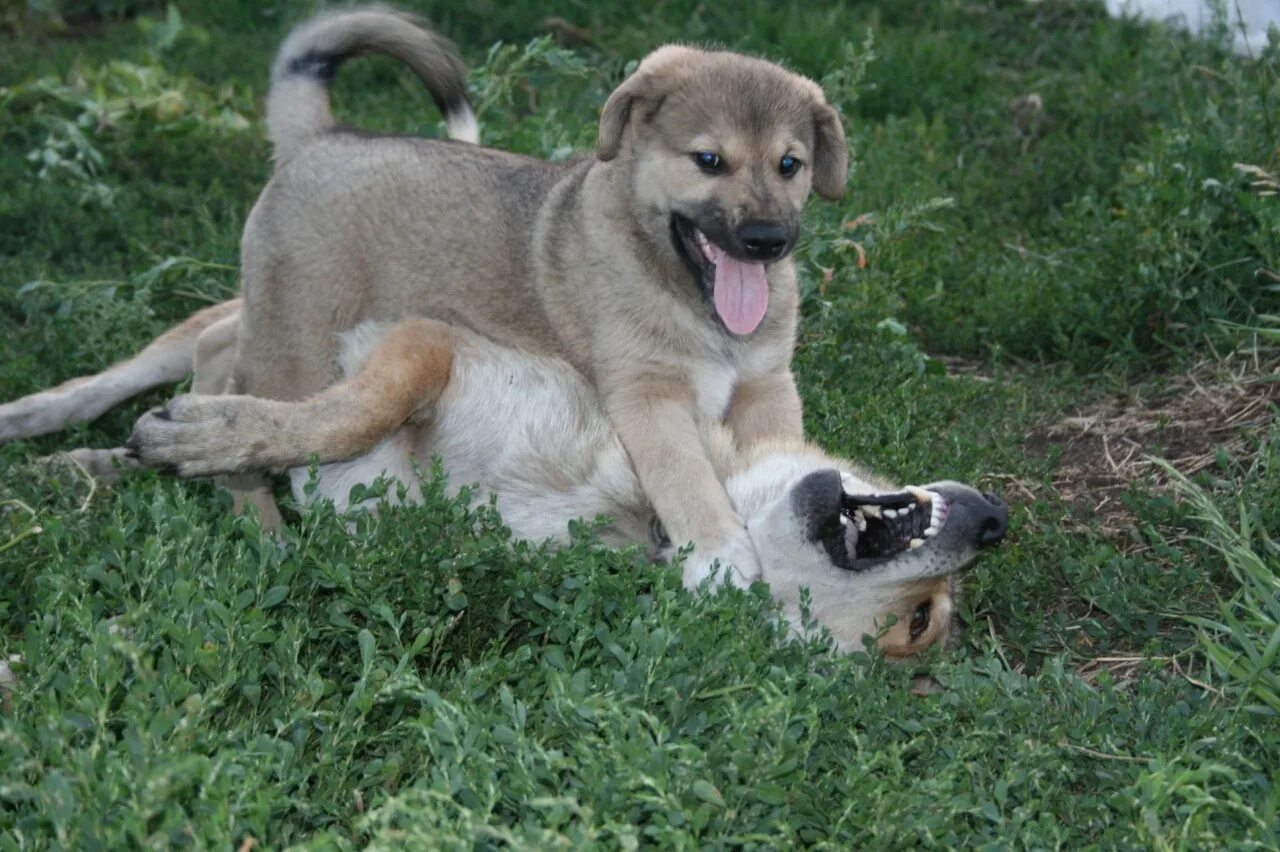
0,6,848,584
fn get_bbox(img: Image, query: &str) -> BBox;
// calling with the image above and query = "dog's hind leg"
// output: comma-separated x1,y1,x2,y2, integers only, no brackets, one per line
184,309,287,529
37,304,245,487
190,308,241,395
188,312,287,529
0,299,243,444
128,317,456,478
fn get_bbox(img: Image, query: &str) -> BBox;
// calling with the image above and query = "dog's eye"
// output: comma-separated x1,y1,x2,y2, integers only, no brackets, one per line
692,151,724,174
778,155,801,178
909,601,931,641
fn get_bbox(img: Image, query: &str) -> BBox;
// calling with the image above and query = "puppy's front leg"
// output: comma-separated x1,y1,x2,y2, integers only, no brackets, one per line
605,371,761,589
128,318,455,477
726,369,804,448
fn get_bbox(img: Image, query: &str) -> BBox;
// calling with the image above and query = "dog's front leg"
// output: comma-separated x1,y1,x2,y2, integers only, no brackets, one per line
605,371,762,590
726,369,804,448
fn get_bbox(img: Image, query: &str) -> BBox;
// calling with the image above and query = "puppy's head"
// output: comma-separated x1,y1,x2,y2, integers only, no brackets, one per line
723,449,1008,656
598,46,847,335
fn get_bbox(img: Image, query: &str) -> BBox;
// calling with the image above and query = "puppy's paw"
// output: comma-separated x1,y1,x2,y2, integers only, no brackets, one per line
683,531,762,592
126,394,271,477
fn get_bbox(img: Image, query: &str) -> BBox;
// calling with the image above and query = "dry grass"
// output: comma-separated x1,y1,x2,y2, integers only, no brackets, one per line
1024,350,1279,536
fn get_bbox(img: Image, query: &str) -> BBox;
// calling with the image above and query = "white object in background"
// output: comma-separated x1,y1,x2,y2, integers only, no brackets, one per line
1105,0,1279,55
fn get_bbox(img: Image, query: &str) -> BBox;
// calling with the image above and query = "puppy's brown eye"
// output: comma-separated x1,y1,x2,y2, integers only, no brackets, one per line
909,601,931,641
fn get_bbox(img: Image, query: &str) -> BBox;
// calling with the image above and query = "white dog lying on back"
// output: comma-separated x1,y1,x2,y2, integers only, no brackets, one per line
112,317,1007,656
1,309,1007,655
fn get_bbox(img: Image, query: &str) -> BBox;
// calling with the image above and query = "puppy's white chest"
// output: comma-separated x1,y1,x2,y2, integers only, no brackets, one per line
691,360,737,423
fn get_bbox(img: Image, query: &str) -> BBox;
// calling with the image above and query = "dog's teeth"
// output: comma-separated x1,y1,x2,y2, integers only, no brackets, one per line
884,508,898,518
862,505,881,519
909,538,924,550
854,513,867,531
923,526,937,538
840,515,850,527
907,486,932,506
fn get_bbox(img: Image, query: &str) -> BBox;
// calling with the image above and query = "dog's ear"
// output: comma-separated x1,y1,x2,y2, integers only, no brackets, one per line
811,101,848,200
598,46,697,161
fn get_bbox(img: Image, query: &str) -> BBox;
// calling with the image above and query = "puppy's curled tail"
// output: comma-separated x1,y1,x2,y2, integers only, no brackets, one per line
267,5,478,161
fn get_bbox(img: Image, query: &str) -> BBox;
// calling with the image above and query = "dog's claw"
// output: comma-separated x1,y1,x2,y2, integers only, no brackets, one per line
124,396,265,478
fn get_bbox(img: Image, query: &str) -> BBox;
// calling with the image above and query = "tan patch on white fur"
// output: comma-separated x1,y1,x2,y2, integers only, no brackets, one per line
878,578,956,660
313,317,456,454
128,316,456,478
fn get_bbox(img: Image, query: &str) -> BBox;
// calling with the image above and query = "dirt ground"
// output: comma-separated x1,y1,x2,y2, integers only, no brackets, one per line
1023,349,1279,536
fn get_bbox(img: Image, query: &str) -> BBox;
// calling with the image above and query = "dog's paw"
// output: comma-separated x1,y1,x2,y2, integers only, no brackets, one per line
38,447,140,486
683,531,762,592
0,391,71,444
126,394,268,477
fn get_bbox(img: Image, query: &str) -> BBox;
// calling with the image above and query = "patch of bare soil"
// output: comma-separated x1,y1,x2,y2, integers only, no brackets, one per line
1023,351,1279,537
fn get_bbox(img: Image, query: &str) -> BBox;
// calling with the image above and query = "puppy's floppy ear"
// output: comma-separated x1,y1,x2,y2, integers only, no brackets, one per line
598,45,698,161
597,82,639,161
811,101,848,200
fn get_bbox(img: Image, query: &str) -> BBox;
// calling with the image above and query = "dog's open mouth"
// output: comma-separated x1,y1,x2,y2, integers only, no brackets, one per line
671,215,769,336
837,483,950,570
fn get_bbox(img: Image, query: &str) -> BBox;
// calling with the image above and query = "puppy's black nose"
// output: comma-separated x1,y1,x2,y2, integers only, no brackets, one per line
738,221,789,261
975,491,1008,548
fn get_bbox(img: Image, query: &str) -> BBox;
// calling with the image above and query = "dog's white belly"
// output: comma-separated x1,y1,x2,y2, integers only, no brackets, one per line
294,330,652,547
288,429,425,512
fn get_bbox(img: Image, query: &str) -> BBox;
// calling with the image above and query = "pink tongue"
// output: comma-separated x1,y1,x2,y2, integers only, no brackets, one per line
709,245,769,335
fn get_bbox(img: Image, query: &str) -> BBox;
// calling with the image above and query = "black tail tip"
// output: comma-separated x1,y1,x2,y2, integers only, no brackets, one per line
286,49,344,84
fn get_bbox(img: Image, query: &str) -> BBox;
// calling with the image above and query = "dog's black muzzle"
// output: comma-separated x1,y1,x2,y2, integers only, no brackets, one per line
792,470,1009,572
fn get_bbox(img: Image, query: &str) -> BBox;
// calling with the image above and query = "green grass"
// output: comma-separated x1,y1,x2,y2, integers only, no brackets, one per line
1,0,1278,846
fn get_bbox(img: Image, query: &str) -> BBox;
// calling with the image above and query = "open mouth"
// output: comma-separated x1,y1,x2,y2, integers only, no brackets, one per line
835,482,950,570
670,214,770,336
672,214,716,290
